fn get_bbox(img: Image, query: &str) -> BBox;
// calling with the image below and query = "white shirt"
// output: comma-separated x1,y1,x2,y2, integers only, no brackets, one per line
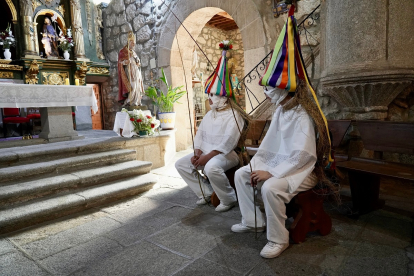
194,108,245,156
251,105,317,193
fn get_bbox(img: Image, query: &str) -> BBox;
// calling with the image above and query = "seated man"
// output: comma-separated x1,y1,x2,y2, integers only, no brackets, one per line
175,92,245,212
231,84,328,258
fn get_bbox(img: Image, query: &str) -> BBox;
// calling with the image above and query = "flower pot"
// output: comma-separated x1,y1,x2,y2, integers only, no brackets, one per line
3,49,11,60
63,50,70,60
158,112,176,130
138,130,148,136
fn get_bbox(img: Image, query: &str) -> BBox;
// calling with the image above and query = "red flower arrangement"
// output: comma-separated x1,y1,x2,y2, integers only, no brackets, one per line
218,40,234,51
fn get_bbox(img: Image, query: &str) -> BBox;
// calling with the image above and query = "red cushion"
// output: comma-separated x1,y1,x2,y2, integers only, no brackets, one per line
3,108,20,116
27,114,41,119
3,117,30,123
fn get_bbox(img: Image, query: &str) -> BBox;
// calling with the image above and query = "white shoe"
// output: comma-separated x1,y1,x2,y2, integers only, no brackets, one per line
231,223,265,233
260,242,289,258
196,196,211,205
215,202,236,212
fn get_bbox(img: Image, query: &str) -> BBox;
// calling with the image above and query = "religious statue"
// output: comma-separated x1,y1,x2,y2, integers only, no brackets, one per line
41,17,59,58
226,51,240,94
191,46,199,80
117,31,144,107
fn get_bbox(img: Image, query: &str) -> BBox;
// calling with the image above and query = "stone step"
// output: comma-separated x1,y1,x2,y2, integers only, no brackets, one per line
0,149,137,184
0,137,126,168
0,160,153,208
0,173,158,235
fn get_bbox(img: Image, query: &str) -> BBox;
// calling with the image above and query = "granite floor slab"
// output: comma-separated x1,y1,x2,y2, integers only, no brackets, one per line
0,148,412,276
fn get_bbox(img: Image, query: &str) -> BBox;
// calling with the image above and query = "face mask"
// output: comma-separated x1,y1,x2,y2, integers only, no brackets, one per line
209,93,228,110
264,86,288,106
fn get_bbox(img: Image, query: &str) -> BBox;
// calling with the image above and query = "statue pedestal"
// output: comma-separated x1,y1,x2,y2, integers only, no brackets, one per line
127,105,148,111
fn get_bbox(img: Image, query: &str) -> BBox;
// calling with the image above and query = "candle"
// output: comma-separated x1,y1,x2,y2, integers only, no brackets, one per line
75,79,80,86
65,78,70,85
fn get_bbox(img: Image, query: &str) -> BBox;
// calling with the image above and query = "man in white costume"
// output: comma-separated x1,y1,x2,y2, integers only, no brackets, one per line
231,86,319,258
175,93,245,212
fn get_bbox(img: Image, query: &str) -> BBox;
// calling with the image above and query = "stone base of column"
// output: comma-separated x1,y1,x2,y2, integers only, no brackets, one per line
76,57,90,62
39,107,84,142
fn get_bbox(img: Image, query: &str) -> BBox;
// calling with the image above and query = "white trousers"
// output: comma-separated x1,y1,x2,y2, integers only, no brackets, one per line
235,165,316,244
175,152,239,205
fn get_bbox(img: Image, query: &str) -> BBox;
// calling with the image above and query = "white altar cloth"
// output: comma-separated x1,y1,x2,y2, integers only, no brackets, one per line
113,110,151,138
0,83,98,113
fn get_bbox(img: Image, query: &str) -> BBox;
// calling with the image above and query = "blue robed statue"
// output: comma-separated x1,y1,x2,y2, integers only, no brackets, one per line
42,17,59,58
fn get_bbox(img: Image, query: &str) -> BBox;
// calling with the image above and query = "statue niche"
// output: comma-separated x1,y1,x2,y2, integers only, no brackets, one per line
34,11,66,58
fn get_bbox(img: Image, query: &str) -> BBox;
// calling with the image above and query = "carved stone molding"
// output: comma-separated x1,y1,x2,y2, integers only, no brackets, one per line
75,61,89,85
41,72,69,85
0,72,13,78
88,67,109,75
25,60,39,84
323,80,413,119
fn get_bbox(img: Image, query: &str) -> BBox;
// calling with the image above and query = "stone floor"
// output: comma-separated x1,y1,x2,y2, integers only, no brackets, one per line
1,149,413,276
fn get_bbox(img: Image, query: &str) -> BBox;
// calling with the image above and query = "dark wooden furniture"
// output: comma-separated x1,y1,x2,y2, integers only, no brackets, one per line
246,119,268,146
337,120,414,215
288,189,332,243
327,120,352,149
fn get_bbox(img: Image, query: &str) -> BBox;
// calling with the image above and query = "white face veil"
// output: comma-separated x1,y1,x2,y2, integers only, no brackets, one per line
209,93,228,110
264,86,289,106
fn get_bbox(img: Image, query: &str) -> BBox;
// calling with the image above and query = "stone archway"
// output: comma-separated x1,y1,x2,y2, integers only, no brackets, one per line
157,0,267,151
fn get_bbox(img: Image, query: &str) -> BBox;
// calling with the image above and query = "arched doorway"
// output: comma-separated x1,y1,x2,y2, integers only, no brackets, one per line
158,0,267,151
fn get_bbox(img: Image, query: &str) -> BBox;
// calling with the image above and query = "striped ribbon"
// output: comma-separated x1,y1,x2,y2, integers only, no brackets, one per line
259,5,333,164
205,50,235,101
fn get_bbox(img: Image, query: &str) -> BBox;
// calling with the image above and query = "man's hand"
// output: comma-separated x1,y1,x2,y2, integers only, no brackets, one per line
193,150,221,168
250,170,273,187
193,155,210,168
190,155,199,165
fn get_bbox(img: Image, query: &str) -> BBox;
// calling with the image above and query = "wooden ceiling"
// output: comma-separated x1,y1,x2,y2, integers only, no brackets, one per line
206,12,238,31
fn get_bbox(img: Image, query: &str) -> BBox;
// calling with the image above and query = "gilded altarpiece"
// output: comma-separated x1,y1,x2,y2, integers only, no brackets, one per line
0,0,109,84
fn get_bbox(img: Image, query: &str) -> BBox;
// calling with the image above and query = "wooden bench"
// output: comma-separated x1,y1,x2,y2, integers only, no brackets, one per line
336,120,414,215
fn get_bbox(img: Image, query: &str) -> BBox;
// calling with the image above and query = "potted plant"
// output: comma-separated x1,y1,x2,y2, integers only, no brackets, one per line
58,28,74,60
145,68,186,130
0,23,16,60
122,108,160,136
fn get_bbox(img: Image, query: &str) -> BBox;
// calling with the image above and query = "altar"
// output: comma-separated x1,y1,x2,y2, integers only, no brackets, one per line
0,83,97,141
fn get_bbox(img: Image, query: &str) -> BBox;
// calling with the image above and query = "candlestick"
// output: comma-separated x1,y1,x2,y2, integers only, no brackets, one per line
75,79,80,86
65,78,70,85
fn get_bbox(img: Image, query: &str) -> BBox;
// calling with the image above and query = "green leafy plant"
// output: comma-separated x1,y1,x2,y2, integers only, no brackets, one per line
145,68,187,113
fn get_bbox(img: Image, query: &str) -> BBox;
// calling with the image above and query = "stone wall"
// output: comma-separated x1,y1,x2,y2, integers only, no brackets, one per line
193,25,245,111
101,0,323,131
102,0,172,129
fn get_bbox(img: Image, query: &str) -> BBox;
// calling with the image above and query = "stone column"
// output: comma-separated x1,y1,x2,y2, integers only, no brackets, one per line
320,0,414,119
70,0,88,60
20,0,38,57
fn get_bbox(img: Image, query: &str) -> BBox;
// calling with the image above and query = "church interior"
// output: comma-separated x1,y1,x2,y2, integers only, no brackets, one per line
0,0,413,275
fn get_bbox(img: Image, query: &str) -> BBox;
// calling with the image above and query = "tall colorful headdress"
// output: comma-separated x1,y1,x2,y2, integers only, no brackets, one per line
260,6,333,164
204,40,235,101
